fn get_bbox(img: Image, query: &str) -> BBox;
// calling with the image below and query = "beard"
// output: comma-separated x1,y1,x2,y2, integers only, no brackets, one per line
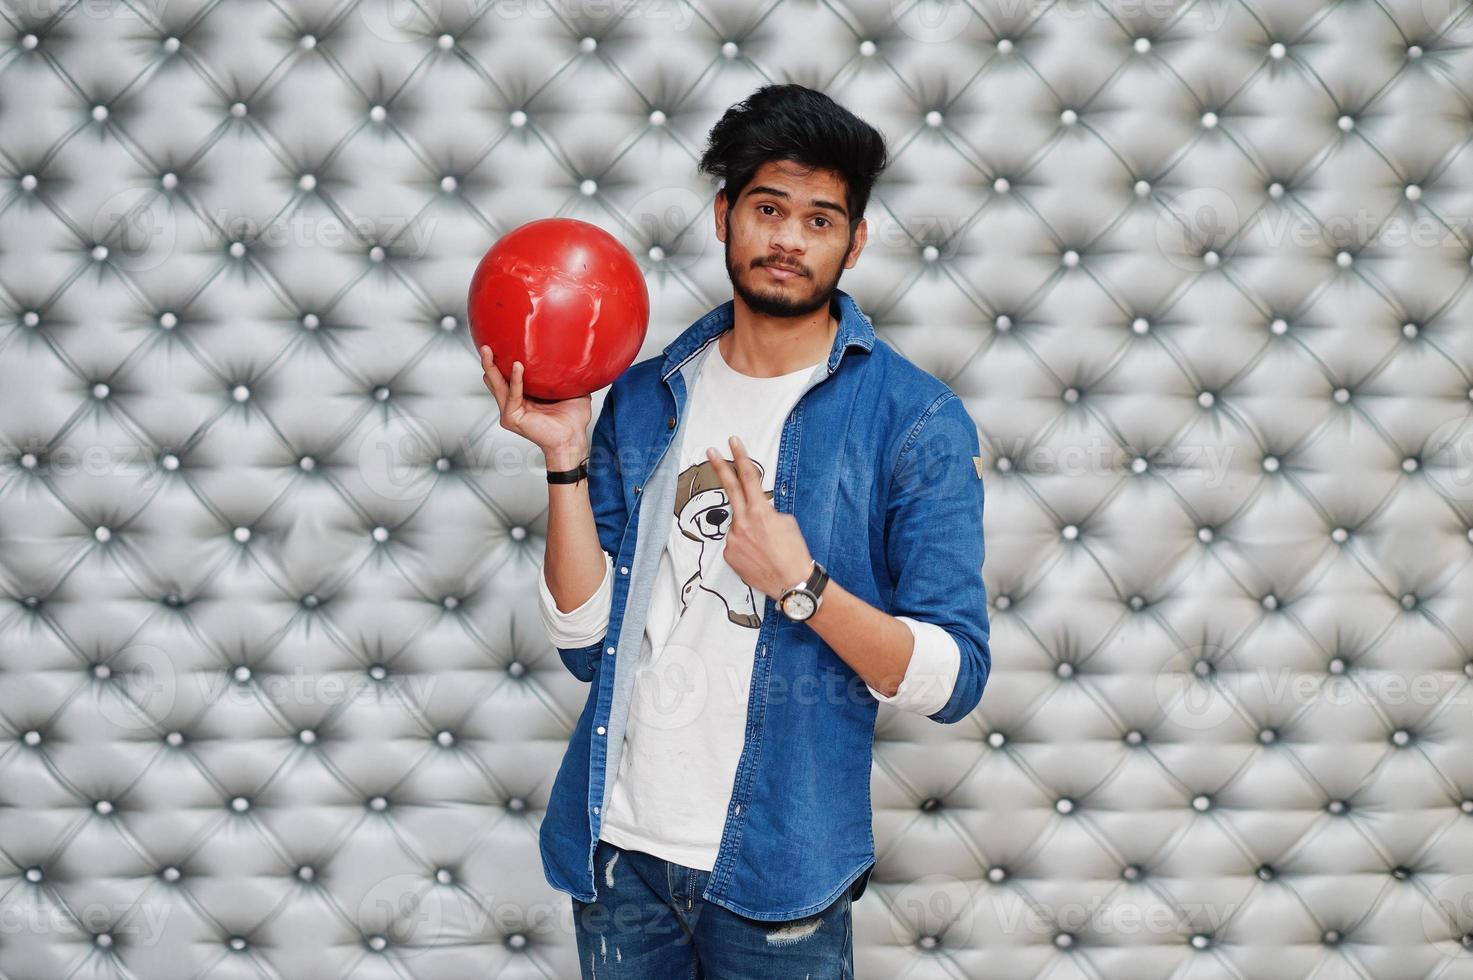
725,234,847,319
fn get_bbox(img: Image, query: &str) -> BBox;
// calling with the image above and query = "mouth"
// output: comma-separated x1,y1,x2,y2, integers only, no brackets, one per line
761,264,804,280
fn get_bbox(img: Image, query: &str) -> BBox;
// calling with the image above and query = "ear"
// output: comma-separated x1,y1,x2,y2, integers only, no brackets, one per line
714,191,729,244
844,217,868,269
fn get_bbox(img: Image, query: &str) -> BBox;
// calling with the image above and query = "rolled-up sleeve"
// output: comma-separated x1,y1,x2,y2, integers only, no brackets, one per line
866,616,961,717
882,392,991,725
538,551,614,648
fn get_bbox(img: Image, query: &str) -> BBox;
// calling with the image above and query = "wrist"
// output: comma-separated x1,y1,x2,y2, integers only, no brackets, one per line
546,446,589,471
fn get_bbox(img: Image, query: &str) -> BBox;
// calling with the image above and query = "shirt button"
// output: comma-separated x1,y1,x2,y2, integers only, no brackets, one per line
596,726,606,735
620,566,628,575
593,806,599,814
634,485,641,494
667,416,676,429
606,646,615,655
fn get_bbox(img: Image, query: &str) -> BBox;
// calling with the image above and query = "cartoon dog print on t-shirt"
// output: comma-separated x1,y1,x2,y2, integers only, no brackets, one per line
672,457,774,629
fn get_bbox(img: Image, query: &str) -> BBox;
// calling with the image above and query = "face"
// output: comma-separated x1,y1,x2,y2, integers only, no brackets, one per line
715,159,867,318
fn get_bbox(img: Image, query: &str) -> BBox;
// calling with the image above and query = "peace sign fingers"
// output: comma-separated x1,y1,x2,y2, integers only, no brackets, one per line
727,436,767,508
706,443,748,515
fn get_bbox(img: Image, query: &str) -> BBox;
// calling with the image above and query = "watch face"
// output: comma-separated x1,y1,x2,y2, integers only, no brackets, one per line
783,592,816,620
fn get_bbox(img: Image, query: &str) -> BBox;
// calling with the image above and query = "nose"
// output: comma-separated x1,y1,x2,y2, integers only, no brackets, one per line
768,217,806,258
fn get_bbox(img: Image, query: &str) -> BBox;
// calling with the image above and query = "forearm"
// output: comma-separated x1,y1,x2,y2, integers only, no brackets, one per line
803,578,913,697
543,444,607,614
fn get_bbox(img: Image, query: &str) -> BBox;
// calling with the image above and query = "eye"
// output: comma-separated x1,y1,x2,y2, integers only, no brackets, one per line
758,204,778,216
813,216,830,228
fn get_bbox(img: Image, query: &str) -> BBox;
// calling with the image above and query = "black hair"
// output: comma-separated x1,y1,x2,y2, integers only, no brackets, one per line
697,83,888,237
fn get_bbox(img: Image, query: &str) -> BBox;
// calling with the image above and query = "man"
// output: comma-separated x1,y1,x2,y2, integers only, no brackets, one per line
481,83,990,978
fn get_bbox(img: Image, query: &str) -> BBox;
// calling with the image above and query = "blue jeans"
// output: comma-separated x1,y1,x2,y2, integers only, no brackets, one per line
572,836,855,979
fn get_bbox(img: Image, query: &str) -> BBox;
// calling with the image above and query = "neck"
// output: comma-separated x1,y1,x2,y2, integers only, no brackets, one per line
721,296,838,378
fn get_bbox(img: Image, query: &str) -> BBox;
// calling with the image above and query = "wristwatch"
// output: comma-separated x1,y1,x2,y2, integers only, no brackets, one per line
779,560,828,622
546,457,588,485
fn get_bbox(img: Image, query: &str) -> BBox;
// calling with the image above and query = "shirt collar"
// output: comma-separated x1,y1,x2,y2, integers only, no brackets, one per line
660,286,876,380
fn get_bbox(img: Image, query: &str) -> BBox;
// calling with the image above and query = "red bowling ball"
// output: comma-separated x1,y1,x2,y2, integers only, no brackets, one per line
468,217,650,402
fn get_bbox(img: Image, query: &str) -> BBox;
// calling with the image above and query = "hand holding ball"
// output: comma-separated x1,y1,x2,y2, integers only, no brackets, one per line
468,217,650,402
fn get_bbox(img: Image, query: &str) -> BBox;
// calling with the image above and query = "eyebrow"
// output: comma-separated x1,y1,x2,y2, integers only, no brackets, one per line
742,184,848,219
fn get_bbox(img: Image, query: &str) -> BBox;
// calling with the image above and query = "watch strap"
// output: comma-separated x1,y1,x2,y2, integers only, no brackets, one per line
547,457,589,485
806,560,829,598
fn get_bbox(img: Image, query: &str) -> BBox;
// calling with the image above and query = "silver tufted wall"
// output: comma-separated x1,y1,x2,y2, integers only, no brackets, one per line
4,0,1473,977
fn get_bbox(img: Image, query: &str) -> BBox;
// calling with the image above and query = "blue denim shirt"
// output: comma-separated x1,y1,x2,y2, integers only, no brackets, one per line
538,287,991,921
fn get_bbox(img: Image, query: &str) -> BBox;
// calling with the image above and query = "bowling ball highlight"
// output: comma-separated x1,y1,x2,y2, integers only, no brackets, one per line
468,217,650,402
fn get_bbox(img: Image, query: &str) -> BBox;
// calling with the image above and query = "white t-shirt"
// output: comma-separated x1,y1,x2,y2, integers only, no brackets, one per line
538,332,961,871
596,337,820,868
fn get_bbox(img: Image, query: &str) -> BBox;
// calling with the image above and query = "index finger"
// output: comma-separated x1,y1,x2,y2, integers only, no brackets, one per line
480,345,507,410
705,446,746,514
728,436,765,505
